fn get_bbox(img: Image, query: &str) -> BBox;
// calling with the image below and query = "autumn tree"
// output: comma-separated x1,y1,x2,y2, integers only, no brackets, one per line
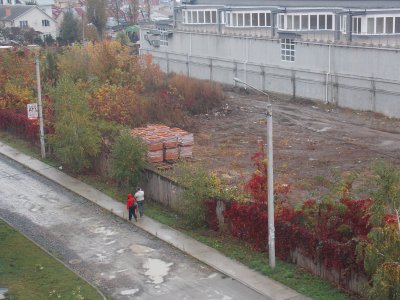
364,163,400,299
86,0,108,39
49,75,101,172
0,50,36,112
57,45,90,82
59,11,81,44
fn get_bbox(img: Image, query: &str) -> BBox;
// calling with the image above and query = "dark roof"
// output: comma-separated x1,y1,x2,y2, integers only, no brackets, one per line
190,0,400,9
0,5,34,21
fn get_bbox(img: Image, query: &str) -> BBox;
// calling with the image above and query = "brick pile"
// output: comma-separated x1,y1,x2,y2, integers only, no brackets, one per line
131,124,194,163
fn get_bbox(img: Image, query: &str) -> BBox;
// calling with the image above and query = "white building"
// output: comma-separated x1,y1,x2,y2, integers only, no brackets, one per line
140,0,400,118
0,5,57,40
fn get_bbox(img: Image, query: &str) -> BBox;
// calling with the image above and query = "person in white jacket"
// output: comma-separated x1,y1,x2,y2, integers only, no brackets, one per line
134,187,145,218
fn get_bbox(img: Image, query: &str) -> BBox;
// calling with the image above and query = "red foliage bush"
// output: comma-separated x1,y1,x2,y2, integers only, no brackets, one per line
223,198,373,275
0,109,38,142
207,149,376,279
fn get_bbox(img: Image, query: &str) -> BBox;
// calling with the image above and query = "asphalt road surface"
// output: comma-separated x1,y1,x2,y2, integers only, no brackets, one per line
0,156,267,300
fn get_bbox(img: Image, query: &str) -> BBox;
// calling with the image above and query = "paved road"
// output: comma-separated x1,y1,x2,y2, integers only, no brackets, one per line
0,155,267,300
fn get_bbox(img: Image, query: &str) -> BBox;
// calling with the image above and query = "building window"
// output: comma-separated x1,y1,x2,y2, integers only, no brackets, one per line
281,38,295,62
327,15,333,29
183,9,218,25
376,17,384,33
359,15,400,35
226,11,271,27
287,15,293,29
352,16,362,34
158,27,168,47
279,15,285,29
367,17,374,34
294,15,300,29
341,15,347,33
43,34,52,41
42,20,50,27
386,17,394,33
302,15,309,29
20,21,29,28
310,15,317,29
252,13,258,26
319,15,325,29
396,17,400,33
279,13,334,31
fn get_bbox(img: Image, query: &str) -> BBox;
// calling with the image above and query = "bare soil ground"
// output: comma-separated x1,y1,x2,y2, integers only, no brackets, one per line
190,88,400,204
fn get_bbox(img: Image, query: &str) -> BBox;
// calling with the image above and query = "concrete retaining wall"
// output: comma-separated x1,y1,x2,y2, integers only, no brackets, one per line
140,168,184,210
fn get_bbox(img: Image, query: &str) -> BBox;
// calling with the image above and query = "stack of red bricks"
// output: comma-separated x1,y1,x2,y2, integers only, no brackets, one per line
131,124,194,163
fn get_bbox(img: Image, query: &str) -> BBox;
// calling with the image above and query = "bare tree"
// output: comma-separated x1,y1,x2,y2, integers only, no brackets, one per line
109,0,124,26
127,0,139,24
144,0,151,21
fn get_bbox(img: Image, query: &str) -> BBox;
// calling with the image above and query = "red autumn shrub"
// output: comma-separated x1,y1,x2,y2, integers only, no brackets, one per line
223,198,373,275
0,109,38,142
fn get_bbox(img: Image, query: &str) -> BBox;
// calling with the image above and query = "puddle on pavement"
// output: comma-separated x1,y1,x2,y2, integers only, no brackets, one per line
143,258,173,284
92,226,117,236
130,244,154,255
68,259,82,265
120,288,139,295
0,288,8,300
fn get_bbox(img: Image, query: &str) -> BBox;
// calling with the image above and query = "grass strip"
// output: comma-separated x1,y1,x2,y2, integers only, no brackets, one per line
0,219,104,299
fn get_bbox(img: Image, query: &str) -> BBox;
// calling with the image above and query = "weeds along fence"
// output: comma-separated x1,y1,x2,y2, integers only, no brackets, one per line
141,169,368,296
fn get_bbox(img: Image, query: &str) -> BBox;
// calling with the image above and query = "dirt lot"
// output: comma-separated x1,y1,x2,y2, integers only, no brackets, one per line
190,88,400,204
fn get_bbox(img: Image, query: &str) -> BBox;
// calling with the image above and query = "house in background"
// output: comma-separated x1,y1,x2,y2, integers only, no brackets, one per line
0,5,57,40
140,0,400,118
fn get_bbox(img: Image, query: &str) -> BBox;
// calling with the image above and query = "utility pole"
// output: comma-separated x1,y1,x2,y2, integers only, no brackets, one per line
234,77,275,268
35,53,46,159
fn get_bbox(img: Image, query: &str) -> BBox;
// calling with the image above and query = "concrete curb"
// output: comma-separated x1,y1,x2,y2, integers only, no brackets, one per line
0,141,308,300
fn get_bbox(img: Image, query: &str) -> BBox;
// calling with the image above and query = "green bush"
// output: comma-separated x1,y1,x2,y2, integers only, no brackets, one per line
171,162,220,228
364,162,400,300
110,129,147,189
49,75,101,173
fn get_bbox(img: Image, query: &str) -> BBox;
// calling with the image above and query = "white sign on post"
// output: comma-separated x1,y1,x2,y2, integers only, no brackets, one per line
27,103,38,120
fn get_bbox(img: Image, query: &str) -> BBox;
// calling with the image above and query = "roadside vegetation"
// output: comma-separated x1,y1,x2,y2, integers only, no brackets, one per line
0,130,355,300
1,40,399,300
0,219,104,299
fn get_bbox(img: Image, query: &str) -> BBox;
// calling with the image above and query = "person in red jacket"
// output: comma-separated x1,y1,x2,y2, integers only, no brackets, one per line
126,193,137,222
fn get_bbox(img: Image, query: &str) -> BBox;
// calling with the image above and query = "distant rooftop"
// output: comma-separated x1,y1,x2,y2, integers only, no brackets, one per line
0,5,33,21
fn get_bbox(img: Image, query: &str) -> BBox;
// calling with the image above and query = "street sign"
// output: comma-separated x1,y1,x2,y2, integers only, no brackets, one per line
27,103,38,120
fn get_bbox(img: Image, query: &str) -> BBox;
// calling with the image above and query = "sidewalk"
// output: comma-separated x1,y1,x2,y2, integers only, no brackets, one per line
0,141,307,300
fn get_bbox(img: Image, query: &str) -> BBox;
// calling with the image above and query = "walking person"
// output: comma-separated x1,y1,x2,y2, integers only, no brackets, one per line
134,187,145,218
126,193,137,222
